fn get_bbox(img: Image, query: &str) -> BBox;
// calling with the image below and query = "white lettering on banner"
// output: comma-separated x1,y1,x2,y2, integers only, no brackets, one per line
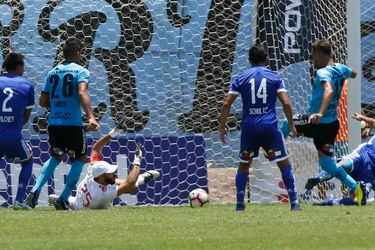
284,0,302,54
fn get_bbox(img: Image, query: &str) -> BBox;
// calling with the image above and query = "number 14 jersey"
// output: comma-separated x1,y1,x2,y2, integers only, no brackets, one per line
229,66,286,125
42,62,89,126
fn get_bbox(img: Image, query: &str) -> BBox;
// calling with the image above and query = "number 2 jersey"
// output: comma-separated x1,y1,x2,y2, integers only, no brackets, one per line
229,66,286,125
42,62,89,126
0,74,34,141
69,153,118,210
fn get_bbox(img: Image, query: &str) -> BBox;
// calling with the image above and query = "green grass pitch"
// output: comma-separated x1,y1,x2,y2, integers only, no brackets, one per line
0,203,374,250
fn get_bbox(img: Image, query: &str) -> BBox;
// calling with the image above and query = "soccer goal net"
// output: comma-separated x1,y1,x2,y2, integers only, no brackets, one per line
0,0,372,207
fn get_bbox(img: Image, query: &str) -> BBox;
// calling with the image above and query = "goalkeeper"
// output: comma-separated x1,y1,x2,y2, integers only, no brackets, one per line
49,129,160,210
306,113,375,206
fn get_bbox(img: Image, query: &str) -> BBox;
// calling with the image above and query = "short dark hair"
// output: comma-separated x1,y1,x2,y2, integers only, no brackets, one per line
63,38,83,58
248,44,268,65
2,52,24,71
312,39,332,56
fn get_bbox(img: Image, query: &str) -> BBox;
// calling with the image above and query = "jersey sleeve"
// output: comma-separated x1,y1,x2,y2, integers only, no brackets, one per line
26,84,35,109
340,64,353,78
228,76,241,95
316,69,332,85
42,74,50,94
78,68,90,84
276,79,287,93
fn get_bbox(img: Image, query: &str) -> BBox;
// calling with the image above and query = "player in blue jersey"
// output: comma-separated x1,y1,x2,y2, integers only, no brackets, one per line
219,44,301,211
281,39,364,205
0,52,34,210
306,114,375,206
26,38,100,210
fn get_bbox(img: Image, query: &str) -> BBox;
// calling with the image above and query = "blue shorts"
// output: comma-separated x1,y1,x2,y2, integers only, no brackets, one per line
0,138,32,162
240,123,288,163
342,144,374,183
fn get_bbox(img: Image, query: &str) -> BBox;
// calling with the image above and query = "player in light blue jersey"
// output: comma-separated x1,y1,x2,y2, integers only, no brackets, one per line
0,52,34,210
27,38,99,210
281,39,364,205
220,44,301,211
306,114,375,206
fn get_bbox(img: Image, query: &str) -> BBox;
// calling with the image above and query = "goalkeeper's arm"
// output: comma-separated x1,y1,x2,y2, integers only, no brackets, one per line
91,128,122,160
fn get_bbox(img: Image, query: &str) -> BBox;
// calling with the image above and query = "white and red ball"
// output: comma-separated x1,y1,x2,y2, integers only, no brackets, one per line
188,188,209,208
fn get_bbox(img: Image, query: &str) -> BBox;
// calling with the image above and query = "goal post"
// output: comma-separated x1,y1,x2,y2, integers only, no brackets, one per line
347,0,362,152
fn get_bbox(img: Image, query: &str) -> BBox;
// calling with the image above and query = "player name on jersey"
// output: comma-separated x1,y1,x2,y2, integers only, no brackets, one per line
249,107,268,115
0,116,15,123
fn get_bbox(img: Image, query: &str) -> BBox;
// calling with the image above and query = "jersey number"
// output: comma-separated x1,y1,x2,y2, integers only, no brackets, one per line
50,74,74,99
81,183,92,208
249,78,268,104
2,87,14,112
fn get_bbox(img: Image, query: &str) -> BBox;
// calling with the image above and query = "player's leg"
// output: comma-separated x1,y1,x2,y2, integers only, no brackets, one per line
3,139,33,209
58,127,86,207
314,121,363,205
27,126,62,208
235,125,255,211
262,128,300,210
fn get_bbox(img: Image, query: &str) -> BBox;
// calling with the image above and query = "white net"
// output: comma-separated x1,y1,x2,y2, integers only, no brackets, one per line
0,0,371,206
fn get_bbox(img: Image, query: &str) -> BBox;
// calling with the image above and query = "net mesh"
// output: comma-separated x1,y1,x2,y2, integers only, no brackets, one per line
0,0,372,206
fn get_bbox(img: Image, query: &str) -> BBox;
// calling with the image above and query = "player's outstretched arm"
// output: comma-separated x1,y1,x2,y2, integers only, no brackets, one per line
78,82,99,131
91,128,122,161
219,94,237,143
352,113,375,129
277,92,297,137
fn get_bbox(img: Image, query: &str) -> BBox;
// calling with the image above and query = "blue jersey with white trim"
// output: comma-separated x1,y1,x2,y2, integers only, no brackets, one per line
309,63,352,123
229,66,286,125
0,74,34,140
42,62,89,126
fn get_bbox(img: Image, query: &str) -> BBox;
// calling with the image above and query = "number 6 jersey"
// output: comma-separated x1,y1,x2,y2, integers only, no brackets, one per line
42,62,89,126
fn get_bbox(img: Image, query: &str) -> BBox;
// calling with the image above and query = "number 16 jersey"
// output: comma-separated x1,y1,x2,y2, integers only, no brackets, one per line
42,62,90,126
229,66,286,125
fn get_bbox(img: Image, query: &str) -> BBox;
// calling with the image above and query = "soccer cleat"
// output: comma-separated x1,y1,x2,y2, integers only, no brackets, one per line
291,202,302,211
26,192,39,209
235,202,245,212
12,201,31,210
305,177,320,190
137,170,160,186
48,194,59,206
354,183,364,206
53,197,70,210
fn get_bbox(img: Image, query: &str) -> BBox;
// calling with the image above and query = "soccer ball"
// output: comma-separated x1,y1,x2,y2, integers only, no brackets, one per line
188,188,209,208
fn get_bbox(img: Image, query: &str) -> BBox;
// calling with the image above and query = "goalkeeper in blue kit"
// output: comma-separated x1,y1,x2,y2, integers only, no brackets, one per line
281,39,365,205
220,44,301,211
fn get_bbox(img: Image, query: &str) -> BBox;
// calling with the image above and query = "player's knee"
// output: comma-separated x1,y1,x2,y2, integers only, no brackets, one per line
238,162,251,173
277,158,290,169
51,147,64,161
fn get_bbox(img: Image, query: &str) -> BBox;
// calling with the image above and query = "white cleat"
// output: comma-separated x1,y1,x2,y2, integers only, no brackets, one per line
12,201,31,210
48,194,59,206
137,170,160,186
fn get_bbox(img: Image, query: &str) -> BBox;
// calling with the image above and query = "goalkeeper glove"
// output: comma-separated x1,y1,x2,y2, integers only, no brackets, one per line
108,128,122,138
133,143,143,165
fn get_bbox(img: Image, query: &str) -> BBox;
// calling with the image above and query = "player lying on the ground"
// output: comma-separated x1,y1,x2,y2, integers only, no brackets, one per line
220,44,301,211
48,129,160,210
0,52,35,210
305,113,375,206
280,39,365,205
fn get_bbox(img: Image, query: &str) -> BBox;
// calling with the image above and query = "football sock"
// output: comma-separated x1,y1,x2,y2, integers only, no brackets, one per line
280,165,297,203
319,156,357,191
16,159,33,203
32,157,60,194
235,172,248,203
60,160,84,201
